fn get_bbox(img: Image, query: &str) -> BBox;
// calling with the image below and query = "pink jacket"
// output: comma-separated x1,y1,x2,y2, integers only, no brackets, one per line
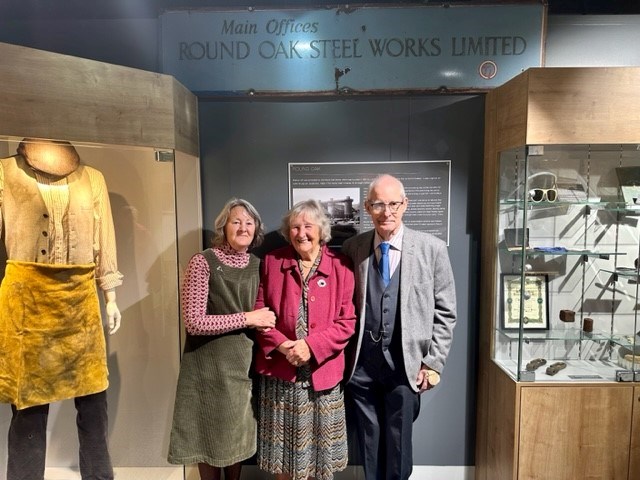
254,244,356,391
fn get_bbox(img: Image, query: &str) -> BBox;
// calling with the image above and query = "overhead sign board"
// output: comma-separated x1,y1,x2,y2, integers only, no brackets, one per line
160,3,545,95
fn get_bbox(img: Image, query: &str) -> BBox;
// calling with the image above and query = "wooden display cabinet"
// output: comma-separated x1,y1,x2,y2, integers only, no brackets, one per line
476,67,640,480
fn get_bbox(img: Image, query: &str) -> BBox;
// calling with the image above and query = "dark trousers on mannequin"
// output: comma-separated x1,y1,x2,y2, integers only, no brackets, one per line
346,344,420,480
7,390,113,480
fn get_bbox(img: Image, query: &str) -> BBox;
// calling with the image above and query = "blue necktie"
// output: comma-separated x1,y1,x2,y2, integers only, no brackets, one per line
379,242,390,287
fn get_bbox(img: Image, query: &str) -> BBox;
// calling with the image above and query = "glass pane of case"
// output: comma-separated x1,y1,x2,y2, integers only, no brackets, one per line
494,144,640,382
0,136,200,475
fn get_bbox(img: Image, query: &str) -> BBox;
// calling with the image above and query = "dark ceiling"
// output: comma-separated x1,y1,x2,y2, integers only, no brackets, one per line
549,0,640,13
0,1,638,20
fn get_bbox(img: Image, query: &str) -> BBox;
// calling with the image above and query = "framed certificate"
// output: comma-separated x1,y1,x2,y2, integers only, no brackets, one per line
500,273,549,331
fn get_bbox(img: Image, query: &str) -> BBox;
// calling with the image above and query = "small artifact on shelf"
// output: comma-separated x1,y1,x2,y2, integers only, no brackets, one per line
545,361,567,376
528,187,558,203
559,309,575,322
617,346,640,370
504,227,529,251
582,317,594,333
525,358,547,371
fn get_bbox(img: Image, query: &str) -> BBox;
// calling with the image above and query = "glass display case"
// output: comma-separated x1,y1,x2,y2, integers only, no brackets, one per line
0,41,201,478
494,143,640,382
0,136,201,477
478,67,640,480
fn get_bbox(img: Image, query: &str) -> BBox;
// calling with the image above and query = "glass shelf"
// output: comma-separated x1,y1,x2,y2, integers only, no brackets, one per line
497,327,640,349
500,199,640,215
601,267,640,279
499,247,625,258
499,199,612,207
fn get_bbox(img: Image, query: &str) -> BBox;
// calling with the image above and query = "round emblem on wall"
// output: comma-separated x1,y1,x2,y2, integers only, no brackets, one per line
478,60,498,80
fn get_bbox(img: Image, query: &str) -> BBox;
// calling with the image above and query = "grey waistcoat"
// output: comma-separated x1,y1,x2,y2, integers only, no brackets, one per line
364,252,402,370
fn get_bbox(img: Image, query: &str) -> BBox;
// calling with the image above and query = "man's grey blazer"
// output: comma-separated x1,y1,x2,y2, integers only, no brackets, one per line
342,227,457,392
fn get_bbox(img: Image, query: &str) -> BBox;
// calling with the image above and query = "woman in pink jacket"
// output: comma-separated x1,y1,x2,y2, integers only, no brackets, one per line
254,199,356,480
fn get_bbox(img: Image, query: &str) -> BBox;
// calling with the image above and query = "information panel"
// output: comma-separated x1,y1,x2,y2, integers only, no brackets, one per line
289,161,451,244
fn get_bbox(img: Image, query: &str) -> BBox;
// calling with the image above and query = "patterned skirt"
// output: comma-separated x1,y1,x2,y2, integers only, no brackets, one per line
258,374,348,480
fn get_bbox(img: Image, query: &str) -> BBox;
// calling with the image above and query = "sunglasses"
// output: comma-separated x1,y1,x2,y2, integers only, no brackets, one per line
528,187,558,203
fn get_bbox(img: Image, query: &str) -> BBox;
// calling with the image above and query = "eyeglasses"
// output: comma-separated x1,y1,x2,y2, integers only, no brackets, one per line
528,188,558,203
368,200,405,213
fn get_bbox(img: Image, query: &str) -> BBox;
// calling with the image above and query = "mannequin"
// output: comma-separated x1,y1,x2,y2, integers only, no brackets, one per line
0,138,123,480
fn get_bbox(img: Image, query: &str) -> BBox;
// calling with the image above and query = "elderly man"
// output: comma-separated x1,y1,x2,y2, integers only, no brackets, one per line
342,173,457,480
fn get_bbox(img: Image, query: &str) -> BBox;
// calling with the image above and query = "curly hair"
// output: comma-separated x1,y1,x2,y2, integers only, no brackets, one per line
212,198,265,249
280,199,332,244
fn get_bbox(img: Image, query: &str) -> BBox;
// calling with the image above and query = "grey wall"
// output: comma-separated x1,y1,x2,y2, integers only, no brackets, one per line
546,15,640,66
0,19,159,71
199,95,484,465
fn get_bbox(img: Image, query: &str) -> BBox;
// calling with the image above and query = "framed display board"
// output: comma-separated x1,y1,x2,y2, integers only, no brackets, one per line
500,273,549,331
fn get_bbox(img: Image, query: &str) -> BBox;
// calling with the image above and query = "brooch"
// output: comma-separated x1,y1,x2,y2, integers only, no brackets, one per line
317,279,327,287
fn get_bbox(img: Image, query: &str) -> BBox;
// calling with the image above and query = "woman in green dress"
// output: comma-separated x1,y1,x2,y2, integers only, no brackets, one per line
168,198,276,480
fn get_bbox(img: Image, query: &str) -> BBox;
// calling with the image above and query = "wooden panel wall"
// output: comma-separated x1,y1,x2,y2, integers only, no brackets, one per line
519,385,633,480
172,79,199,157
526,67,640,145
493,71,530,153
491,67,640,152
476,81,500,480
483,364,519,480
0,42,198,156
631,386,640,480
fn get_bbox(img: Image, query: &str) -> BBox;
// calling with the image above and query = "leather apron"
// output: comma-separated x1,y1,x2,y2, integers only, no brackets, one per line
0,260,108,409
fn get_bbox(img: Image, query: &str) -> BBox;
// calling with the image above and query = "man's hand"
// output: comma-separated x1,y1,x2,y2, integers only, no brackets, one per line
416,364,440,393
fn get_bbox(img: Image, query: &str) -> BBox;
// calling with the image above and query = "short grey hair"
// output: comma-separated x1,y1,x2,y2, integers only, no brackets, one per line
366,174,406,201
212,198,265,249
280,199,332,244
